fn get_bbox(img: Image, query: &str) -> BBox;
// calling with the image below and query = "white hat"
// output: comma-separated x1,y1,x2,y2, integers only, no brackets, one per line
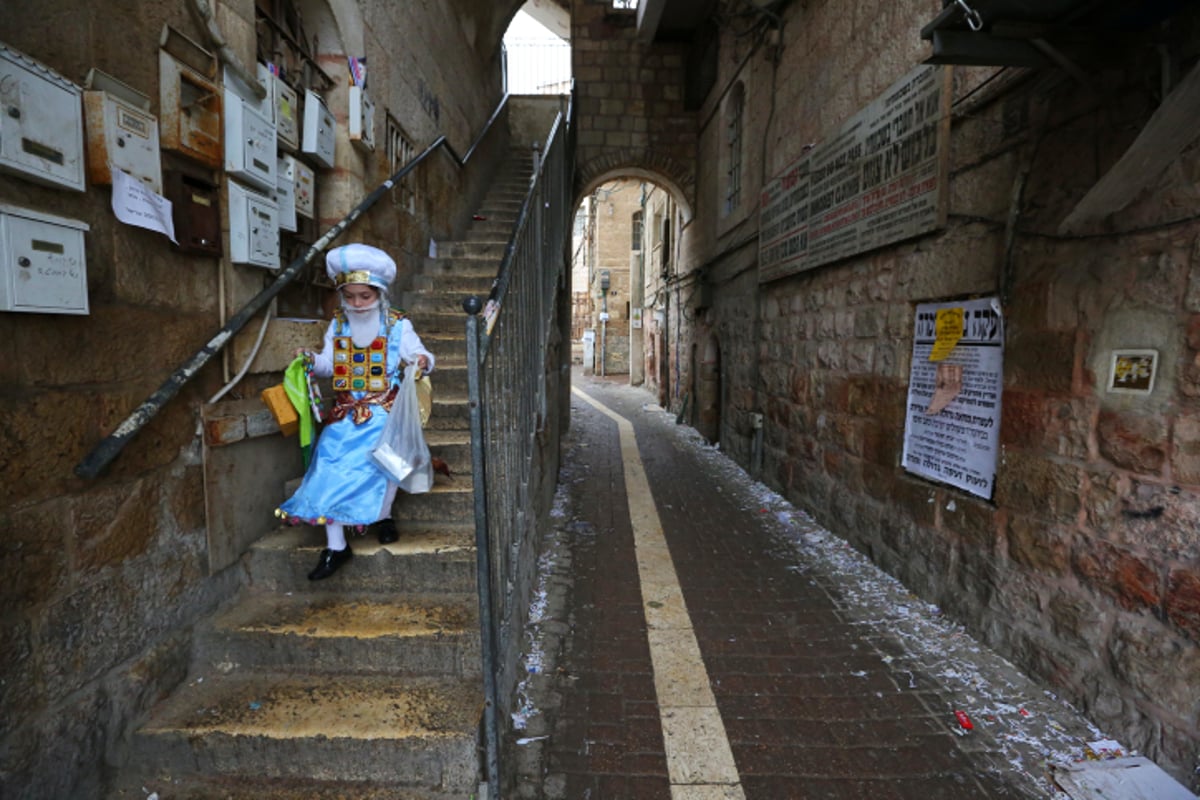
325,244,396,291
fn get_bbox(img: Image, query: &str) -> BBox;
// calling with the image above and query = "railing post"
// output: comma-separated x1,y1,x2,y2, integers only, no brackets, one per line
464,295,501,800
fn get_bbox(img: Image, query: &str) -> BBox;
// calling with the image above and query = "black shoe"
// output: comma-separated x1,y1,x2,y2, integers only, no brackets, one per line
376,519,399,544
308,546,353,580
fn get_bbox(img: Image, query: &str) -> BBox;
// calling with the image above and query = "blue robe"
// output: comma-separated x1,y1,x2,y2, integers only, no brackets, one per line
279,309,433,526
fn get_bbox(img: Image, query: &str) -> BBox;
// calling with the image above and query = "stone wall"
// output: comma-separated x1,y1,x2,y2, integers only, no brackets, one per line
570,0,695,205
0,0,512,795
689,0,1200,786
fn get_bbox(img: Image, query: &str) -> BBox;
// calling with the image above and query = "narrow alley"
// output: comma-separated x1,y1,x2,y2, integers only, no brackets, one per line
509,371,1159,800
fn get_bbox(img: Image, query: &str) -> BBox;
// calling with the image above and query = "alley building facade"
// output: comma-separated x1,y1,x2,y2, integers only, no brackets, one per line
568,0,1200,786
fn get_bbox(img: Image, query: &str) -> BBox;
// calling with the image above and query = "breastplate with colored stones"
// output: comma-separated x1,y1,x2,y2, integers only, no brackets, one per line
332,335,388,392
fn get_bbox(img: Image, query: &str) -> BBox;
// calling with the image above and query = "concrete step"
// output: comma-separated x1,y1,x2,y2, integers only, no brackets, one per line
421,254,500,276
416,310,482,335
412,272,496,295
461,219,518,238
425,428,472,475
125,673,480,790
403,289,495,316
109,775,472,800
424,362,467,394
246,526,477,595
196,591,479,678
438,240,507,259
425,396,469,431
392,482,474,525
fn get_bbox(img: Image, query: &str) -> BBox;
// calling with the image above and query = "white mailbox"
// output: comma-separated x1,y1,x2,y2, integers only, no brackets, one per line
301,89,335,168
0,43,86,191
0,204,90,314
224,80,277,192
275,76,300,152
228,180,279,268
348,85,375,153
275,155,297,232
283,154,315,219
83,70,162,192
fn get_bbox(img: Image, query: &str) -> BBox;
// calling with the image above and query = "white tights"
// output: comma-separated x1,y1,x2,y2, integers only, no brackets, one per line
325,522,347,551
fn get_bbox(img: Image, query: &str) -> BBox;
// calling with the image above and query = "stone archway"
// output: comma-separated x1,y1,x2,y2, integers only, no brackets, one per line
695,332,721,444
576,157,695,223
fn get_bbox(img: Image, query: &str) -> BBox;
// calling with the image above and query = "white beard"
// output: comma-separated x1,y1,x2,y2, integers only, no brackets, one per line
343,298,383,347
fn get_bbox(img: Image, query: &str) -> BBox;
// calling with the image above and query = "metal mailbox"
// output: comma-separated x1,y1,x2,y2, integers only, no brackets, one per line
227,179,279,268
224,84,276,192
164,170,221,255
282,153,315,219
275,76,300,152
301,89,335,168
0,43,86,191
349,85,375,153
275,155,297,232
158,27,222,167
0,204,90,314
83,70,162,192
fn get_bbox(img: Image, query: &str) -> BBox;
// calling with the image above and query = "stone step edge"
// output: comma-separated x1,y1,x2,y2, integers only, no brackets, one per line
206,589,480,635
107,774,474,800
253,524,476,556
134,672,483,740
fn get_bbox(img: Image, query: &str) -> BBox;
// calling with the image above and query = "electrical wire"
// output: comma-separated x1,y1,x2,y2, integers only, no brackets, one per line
208,298,277,404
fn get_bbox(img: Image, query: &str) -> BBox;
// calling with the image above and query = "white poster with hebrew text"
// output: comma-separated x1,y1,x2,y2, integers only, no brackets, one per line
902,296,1004,499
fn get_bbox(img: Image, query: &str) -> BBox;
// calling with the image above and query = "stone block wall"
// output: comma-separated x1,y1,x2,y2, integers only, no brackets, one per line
571,0,695,203
687,0,1200,786
0,0,513,795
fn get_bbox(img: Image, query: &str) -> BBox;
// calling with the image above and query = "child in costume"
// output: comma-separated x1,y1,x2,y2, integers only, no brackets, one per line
277,243,435,580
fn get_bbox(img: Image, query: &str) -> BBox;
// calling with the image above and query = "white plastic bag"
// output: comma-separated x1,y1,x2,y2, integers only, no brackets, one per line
370,364,434,493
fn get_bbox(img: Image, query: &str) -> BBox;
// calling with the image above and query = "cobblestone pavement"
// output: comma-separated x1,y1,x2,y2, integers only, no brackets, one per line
508,372,1120,800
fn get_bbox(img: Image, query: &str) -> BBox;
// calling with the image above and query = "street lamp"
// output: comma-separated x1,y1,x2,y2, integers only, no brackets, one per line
599,270,610,377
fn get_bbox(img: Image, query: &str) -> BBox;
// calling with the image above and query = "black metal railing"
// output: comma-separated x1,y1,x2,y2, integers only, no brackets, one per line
75,93,513,479
465,88,575,800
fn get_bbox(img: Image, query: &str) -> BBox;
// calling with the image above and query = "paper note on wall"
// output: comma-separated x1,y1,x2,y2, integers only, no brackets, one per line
929,306,963,361
112,167,178,244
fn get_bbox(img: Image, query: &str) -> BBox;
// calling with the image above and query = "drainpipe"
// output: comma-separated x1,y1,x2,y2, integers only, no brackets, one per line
189,0,266,101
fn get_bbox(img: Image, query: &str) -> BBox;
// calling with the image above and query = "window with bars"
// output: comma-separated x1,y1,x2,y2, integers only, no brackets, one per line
725,82,744,215
631,210,644,251
720,81,739,215
385,114,417,214
254,0,332,93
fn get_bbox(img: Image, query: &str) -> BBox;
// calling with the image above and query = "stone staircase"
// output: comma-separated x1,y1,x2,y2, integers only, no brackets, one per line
108,151,535,799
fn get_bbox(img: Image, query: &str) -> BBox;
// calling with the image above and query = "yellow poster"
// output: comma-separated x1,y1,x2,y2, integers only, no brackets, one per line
929,307,963,361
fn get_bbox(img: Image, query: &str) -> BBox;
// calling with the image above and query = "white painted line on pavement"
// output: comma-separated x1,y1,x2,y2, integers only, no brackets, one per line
573,386,745,800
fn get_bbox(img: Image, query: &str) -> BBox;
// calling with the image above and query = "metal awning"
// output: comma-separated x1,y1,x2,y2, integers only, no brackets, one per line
920,0,1189,67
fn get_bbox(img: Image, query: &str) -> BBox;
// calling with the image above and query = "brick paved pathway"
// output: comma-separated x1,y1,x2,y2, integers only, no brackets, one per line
521,373,1102,800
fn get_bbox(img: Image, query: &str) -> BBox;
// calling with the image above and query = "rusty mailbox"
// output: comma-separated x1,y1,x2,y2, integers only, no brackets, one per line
164,169,221,256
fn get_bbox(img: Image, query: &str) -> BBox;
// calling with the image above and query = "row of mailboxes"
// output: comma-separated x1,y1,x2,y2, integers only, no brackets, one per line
171,152,314,264
1,38,344,197
0,36,350,311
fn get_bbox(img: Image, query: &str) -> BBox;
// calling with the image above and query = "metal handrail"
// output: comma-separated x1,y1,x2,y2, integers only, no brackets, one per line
465,82,575,800
75,93,511,479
